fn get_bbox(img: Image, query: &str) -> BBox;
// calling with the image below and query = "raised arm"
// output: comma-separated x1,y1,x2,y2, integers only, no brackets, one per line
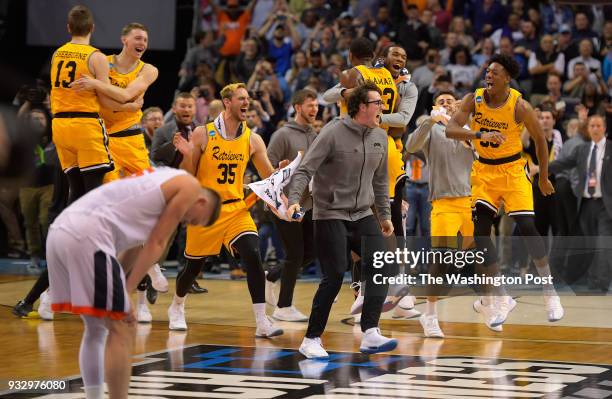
405,117,435,155
517,98,554,195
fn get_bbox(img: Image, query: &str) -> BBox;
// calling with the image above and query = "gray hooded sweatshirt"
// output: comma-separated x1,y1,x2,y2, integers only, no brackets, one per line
286,117,390,221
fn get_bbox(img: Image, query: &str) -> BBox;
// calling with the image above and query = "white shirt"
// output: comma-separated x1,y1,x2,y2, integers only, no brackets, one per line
567,56,602,79
583,138,606,198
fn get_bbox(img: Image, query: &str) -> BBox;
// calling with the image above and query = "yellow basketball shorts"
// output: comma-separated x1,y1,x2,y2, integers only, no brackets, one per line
471,159,534,216
52,117,114,174
431,197,474,249
104,130,151,182
388,136,406,199
185,201,258,259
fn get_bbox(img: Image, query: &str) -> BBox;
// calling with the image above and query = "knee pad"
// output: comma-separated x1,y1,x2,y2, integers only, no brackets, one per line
514,215,547,260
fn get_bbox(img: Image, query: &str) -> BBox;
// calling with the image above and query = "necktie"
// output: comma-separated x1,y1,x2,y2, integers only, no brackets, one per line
183,125,192,140
588,144,597,196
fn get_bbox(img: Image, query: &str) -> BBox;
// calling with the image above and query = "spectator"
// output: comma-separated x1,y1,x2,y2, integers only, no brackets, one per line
363,5,396,42
313,118,324,134
251,0,275,30
397,4,431,70
207,99,224,122
414,71,454,129
294,48,334,91
419,8,443,50
412,48,441,91
499,36,529,84
235,37,262,82
568,39,603,80
571,11,599,49
246,102,276,144
258,14,301,76
285,50,308,92
141,106,164,153
515,19,539,55
151,92,197,168
564,62,601,98
600,21,612,60
527,7,543,36
446,45,479,97
539,1,573,35
296,9,320,44
490,12,523,48
246,59,283,100
449,16,475,49
472,0,507,39
326,52,346,84
178,31,222,91
255,80,285,126
439,32,459,66
18,108,54,268
213,0,256,83
191,77,219,125
306,0,333,24
529,34,565,95
427,0,451,34
581,82,606,116
473,38,496,69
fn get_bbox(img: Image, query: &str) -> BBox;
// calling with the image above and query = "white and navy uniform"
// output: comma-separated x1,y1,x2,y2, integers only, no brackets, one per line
47,167,187,319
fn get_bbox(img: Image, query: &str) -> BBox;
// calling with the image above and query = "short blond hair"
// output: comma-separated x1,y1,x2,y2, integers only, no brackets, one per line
220,83,247,100
122,22,147,36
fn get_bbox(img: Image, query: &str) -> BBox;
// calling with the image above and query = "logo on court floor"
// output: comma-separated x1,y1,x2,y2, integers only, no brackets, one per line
3,344,612,398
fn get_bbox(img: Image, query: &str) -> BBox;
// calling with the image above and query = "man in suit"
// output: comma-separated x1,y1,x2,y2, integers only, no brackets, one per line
151,92,197,167
549,114,611,292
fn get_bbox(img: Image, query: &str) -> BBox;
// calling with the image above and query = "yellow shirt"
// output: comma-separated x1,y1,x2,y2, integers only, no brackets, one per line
197,121,251,202
470,88,524,160
50,42,100,115
100,55,145,134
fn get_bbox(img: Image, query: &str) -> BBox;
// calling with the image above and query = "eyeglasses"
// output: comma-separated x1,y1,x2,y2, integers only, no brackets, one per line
366,100,383,106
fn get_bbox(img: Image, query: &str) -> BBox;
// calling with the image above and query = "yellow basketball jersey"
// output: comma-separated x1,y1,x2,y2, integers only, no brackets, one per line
470,88,524,160
100,55,145,134
339,65,398,122
50,42,100,115
197,122,251,202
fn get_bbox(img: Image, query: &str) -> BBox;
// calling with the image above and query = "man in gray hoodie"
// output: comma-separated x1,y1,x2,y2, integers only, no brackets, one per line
264,89,319,322
286,82,396,359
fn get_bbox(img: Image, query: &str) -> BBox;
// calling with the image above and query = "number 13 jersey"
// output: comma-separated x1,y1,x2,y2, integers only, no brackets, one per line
198,121,251,202
50,42,100,115
470,87,524,160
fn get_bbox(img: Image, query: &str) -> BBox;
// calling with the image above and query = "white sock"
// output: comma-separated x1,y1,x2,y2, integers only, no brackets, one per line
137,290,146,306
83,385,104,399
425,300,437,316
253,303,266,322
173,294,186,306
535,264,557,295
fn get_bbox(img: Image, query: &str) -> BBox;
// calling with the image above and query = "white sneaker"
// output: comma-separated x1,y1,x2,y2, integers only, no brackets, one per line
168,302,187,331
299,337,329,359
544,294,564,322
137,304,152,323
148,264,168,293
350,293,364,315
398,295,416,309
273,306,308,322
473,297,515,331
419,314,445,338
265,272,278,306
38,290,53,321
255,316,283,338
360,327,398,354
392,306,421,319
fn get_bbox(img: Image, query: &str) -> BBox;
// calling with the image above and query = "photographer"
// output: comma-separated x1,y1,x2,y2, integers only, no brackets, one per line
294,47,334,91
190,78,219,125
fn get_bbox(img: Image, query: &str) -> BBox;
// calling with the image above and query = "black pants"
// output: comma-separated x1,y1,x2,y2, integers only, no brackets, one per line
305,215,388,338
578,198,612,291
272,210,315,308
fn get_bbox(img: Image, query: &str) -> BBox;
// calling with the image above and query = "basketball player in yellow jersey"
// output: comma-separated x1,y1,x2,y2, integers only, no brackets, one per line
169,83,287,337
447,54,564,325
98,22,159,182
51,5,140,203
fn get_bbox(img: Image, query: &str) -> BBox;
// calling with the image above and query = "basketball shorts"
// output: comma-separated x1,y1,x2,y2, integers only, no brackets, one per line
471,159,534,216
431,196,474,249
185,200,258,259
388,135,406,200
47,227,129,320
52,116,114,174
104,129,151,182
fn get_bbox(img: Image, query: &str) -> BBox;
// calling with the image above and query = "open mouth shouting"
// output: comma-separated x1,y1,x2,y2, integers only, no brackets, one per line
239,106,248,120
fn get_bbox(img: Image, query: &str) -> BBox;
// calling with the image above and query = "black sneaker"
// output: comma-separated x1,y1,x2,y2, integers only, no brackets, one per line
146,284,158,305
189,281,208,294
12,300,33,318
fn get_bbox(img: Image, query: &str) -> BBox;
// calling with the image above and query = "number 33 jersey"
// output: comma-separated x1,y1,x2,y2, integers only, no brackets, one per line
470,87,524,160
50,42,100,115
197,121,251,202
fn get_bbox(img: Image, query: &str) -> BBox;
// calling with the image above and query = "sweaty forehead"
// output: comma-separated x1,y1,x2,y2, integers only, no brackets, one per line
488,62,506,74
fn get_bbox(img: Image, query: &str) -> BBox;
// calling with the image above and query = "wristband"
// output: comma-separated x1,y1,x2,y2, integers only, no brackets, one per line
475,131,482,139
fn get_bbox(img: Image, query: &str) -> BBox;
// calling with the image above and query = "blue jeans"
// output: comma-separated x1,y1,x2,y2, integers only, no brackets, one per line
405,183,431,237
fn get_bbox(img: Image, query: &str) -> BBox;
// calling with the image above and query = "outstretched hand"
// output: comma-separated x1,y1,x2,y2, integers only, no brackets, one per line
173,133,193,156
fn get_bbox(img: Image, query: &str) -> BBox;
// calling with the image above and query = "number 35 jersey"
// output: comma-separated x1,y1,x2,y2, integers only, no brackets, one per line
197,121,251,202
50,42,100,115
470,87,524,160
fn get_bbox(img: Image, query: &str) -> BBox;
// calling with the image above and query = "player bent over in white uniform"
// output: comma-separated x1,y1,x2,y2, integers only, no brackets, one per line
47,167,221,399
